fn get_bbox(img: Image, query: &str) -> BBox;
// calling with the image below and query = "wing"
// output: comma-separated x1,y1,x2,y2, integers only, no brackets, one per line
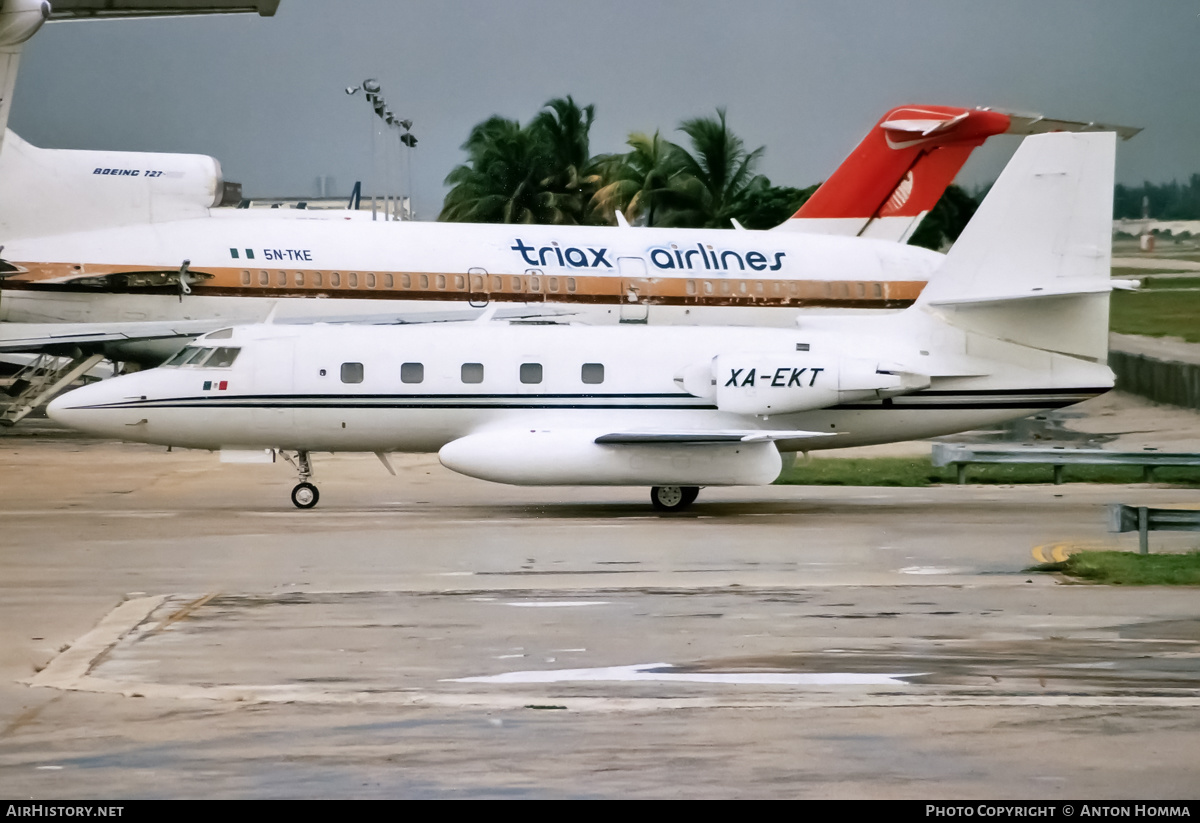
0,319,228,354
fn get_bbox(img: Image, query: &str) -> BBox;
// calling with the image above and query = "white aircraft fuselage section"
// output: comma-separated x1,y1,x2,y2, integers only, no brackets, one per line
47,319,1112,456
0,211,941,327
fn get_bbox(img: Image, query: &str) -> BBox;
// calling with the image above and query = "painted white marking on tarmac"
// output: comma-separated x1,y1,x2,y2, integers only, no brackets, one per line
447,663,922,686
899,566,964,575
504,601,610,608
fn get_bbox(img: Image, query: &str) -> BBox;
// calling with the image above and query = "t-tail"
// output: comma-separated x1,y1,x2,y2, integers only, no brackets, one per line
915,130,1116,368
778,104,1137,244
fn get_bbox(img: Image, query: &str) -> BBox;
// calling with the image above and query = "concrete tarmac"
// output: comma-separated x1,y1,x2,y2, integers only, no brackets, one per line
2,422,1200,799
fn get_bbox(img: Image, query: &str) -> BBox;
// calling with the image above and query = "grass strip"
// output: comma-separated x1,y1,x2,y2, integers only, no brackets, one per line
1111,288,1200,342
1034,551,1200,585
775,456,1200,487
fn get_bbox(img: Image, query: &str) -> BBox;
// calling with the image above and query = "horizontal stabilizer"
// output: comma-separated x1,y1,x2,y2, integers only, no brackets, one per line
595,430,831,445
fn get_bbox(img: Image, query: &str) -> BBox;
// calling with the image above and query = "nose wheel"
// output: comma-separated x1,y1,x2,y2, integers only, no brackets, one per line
291,482,319,509
281,450,320,509
650,485,700,511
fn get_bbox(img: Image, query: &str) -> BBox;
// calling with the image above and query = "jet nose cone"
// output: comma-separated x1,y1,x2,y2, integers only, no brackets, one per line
46,384,94,429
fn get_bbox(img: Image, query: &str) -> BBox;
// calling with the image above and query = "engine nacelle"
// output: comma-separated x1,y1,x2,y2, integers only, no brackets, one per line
0,132,234,239
439,431,783,486
678,352,929,416
0,0,49,48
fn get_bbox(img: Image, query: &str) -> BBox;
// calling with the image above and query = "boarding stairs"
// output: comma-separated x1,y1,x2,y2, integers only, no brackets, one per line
0,352,106,427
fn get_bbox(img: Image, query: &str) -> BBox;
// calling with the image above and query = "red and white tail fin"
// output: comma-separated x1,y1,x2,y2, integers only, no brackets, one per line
775,104,1139,243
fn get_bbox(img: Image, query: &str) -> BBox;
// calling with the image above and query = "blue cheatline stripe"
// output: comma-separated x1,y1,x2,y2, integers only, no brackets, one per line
66,386,1106,414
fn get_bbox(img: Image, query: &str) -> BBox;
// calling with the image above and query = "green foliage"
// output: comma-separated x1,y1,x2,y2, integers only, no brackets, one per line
908,184,979,250
654,109,769,228
439,96,598,225
775,457,1200,487
1110,287,1200,342
1114,174,1200,220
1051,551,1200,585
726,181,818,230
589,130,685,226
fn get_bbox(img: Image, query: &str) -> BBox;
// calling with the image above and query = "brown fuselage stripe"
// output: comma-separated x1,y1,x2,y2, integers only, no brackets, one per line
2,263,926,309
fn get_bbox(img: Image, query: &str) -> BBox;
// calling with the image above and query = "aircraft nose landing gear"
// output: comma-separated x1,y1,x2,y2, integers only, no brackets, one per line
650,485,700,512
281,450,320,509
291,481,319,509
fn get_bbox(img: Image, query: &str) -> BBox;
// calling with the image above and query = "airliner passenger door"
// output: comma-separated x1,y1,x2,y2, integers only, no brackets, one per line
618,257,650,324
468,267,489,308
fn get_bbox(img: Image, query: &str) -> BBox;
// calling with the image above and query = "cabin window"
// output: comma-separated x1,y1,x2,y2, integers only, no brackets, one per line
581,363,604,384
312,272,323,287
520,363,542,384
383,273,393,288
348,272,358,288
566,278,577,292
686,280,697,296
755,281,764,295
258,271,269,286
856,282,865,298
366,273,376,288
511,276,522,292
436,274,446,290
461,363,484,384
873,282,883,298
401,362,424,384
295,271,305,287
529,276,540,293
454,274,466,290
207,347,241,368
241,271,250,286
419,274,429,289
331,272,342,287
548,277,559,292
341,362,363,384
491,275,503,291
401,273,411,289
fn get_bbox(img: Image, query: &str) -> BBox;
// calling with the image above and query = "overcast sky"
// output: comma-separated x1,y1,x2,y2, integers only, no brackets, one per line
9,0,1199,216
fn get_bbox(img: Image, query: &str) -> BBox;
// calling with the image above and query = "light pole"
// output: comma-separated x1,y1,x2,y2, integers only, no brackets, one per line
346,79,416,220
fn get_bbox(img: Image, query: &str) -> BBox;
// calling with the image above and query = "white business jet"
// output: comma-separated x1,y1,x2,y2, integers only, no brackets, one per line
49,131,1117,511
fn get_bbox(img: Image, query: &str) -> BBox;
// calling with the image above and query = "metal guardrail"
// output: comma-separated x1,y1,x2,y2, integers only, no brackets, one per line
930,443,1200,485
1107,504,1200,554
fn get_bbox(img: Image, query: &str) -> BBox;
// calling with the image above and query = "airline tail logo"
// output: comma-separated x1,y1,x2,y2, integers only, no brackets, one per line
880,171,915,216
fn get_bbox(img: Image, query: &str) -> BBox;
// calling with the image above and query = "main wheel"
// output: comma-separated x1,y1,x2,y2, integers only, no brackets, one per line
291,482,319,509
650,485,700,511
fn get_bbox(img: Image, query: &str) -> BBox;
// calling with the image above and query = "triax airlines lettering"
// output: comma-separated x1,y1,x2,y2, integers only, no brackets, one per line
510,239,786,272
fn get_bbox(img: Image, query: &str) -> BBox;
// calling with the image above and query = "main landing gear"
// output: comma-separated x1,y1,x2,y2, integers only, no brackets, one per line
281,450,319,509
650,485,700,512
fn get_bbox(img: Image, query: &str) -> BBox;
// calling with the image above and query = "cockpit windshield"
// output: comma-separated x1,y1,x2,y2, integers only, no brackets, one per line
162,346,241,368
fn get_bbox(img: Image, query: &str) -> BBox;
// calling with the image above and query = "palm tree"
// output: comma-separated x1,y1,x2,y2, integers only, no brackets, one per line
439,97,598,225
589,131,685,226
659,108,768,228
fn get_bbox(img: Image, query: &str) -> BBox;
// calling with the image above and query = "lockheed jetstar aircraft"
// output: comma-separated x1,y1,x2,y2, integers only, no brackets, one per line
49,132,1118,511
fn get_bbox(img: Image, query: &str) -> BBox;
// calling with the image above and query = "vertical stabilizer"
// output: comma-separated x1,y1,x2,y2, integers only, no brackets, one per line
918,132,1116,362
0,1,50,152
